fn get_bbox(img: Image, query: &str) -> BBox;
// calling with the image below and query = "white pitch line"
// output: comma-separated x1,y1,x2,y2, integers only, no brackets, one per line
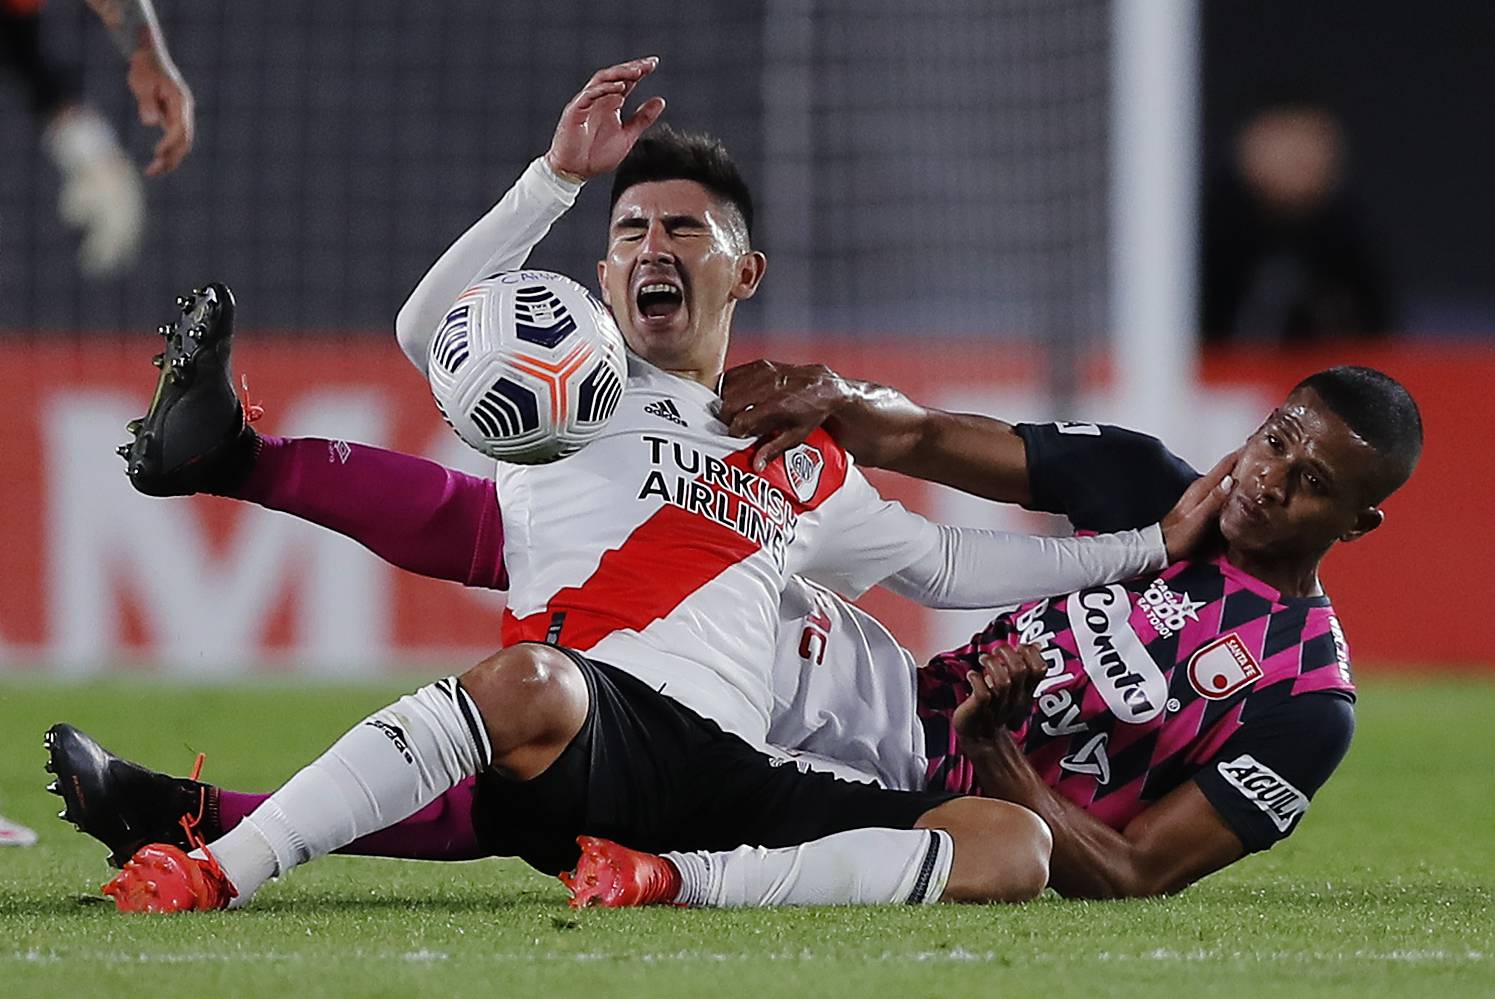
8,947,1490,966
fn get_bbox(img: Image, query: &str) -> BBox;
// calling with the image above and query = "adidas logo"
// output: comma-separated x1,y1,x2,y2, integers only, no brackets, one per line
644,398,687,426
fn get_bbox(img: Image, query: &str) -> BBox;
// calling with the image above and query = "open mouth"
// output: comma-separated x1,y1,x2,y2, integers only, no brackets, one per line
635,280,685,321
1231,491,1269,523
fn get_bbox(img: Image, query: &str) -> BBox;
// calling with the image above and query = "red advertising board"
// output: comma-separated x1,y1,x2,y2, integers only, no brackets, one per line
0,335,1483,674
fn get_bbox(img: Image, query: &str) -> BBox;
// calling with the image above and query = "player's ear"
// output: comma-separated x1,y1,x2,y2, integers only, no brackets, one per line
730,250,767,301
1341,505,1383,543
596,260,611,308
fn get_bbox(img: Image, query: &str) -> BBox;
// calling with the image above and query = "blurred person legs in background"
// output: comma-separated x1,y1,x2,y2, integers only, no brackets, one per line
0,0,142,275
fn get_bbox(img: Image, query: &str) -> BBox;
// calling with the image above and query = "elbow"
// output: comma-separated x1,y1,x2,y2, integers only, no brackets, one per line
393,302,430,373
1052,869,1181,901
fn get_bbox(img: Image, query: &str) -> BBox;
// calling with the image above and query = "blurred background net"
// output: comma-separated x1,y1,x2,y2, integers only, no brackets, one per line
0,0,1111,349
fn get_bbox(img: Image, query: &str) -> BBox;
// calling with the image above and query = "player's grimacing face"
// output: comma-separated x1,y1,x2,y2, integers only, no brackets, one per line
597,180,760,371
1219,389,1382,560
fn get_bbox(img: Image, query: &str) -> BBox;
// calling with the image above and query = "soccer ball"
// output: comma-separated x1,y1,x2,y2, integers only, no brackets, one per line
427,270,627,464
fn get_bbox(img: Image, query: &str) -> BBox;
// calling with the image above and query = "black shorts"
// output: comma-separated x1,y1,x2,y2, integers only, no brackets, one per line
470,648,955,874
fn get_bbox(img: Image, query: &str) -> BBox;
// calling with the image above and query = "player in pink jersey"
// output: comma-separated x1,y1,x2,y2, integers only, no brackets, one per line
645,360,1420,901
65,57,1230,913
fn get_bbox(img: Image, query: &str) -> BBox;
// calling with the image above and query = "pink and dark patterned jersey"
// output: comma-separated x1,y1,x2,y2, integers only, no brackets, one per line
918,422,1358,852
921,556,1354,843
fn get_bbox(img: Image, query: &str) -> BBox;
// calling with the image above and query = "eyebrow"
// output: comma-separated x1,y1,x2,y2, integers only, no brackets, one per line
1267,414,1338,488
1272,410,1303,435
611,213,710,232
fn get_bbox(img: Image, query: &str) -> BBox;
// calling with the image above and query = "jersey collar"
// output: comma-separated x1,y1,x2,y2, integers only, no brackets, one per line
1215,555,1332,608
626,351,725,410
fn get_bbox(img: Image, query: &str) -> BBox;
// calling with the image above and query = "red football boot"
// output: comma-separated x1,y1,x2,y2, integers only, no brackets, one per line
559,836,683,909
101,843,237,913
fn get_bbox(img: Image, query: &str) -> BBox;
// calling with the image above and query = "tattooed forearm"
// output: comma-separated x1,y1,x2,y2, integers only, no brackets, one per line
83,0,162,59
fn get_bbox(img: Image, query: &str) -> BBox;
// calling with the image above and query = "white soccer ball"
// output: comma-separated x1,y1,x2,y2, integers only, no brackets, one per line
427,270,627,464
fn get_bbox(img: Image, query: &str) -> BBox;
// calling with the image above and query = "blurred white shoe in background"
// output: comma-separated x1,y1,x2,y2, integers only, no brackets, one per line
0,812,38,847
44,105,145,277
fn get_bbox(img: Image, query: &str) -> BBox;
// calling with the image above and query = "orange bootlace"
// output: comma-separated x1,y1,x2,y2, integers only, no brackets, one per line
176,753,237,900
239,375,265,424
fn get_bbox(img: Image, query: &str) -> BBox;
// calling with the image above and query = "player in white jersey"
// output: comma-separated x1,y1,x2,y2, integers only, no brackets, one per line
768,577,929,790
387,103,1172,746
96,57,1228,914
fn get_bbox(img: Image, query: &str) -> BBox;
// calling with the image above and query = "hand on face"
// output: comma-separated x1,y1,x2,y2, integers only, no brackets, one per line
1160,450,1238,562
952,642,1047,745
545,58,666,182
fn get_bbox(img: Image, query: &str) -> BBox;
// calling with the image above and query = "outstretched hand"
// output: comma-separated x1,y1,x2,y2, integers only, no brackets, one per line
1160,450,1239,562
544,57,667,182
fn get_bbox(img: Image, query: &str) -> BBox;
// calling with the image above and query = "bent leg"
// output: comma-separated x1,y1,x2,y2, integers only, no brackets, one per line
665,826,955,907
916,796,1052,902
202,643,586,905
658,796,1050,908
218,778,486,861
612,734,1051,909
455,643,590,780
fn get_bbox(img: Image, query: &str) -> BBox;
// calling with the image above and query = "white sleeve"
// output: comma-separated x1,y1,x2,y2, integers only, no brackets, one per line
881,522,1169,609
394,157,584,373
800,464,942,598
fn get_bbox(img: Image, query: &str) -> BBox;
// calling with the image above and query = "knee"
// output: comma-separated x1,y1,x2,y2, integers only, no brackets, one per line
992,804,1052,902
920,797,1052,904
459,643,588,763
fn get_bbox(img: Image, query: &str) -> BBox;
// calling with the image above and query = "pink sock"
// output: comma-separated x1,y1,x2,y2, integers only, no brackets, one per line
227,434,506,588
217,777,485,861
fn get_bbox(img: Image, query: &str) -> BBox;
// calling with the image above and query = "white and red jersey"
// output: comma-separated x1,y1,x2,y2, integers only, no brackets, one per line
497,354,940,744
768,577,928,790
399,158,1170,753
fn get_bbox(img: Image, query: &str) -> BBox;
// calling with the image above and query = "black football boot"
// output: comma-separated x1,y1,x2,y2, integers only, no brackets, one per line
118,282,260,496
44,723,221,867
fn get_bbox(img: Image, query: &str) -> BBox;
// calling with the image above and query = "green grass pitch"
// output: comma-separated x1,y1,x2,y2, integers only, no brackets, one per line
0,676,1491,998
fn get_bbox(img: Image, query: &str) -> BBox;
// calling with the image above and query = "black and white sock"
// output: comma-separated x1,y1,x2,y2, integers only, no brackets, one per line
666,827,953,907
203,678,490,905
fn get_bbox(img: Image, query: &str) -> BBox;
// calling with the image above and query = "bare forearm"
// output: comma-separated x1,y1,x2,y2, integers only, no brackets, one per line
84,0,163,58
831,384,1031,503
962,736,1148,899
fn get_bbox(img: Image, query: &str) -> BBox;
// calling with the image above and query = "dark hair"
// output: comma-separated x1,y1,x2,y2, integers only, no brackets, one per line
1247,81,1332,118
1294,365,1423,504
609,125,754,240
